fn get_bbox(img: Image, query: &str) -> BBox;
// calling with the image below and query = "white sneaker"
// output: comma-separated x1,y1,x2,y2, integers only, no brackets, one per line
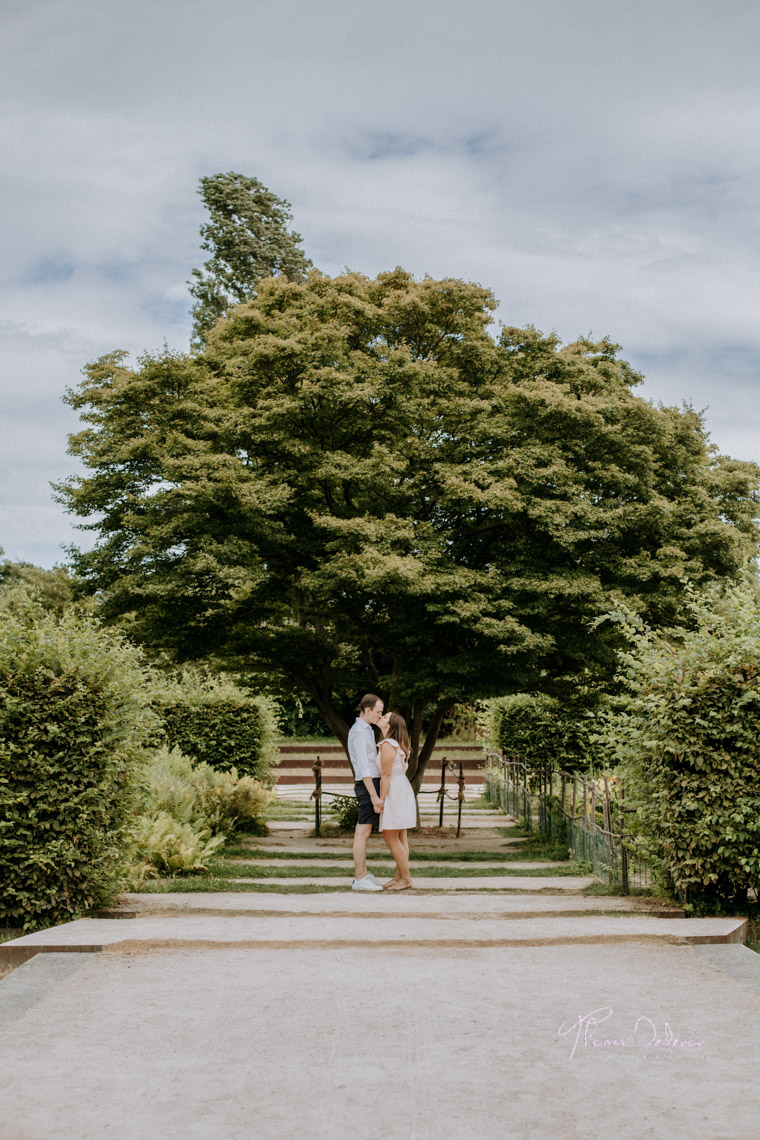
365,872,383,886
352,875,383,892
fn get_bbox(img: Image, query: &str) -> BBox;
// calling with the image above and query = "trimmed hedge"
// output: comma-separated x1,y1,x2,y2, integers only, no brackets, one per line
157,675,279,782
603,583,760,910
0,602,157,929
485,693,604,772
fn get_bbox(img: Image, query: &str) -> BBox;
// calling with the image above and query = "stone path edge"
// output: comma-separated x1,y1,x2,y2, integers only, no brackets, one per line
0,915,747,964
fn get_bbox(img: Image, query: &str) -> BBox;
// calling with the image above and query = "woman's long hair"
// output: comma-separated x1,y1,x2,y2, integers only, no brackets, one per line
387,710,411,758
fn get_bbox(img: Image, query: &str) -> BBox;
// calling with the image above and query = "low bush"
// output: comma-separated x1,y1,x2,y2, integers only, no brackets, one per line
329,794,359,831
0,600,157,929
144,744,272,835
127,745,273,881
129,811,224,881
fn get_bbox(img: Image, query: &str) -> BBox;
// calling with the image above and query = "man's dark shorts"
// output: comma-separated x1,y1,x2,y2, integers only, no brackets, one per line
355,778,381,831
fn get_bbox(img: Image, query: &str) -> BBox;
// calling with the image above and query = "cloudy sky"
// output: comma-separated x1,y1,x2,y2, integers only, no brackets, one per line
2,0,759,568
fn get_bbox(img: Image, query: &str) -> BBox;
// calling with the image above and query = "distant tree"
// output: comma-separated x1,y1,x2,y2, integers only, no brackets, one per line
188,172,312,342
58,269,760,789
0,551,75,617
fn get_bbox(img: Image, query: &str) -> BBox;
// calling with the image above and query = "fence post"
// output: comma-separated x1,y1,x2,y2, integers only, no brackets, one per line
456,760,465,838
620,809,629,895
438,755,447,827
312,756,322,837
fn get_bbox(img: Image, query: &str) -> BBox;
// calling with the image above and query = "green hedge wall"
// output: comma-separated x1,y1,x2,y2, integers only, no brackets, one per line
603,584,760,910
159,695,279,782
0,603,157,929
485,693,604,772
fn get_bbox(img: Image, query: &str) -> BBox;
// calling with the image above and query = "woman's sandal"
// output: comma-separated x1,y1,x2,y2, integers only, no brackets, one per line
384,879,413,891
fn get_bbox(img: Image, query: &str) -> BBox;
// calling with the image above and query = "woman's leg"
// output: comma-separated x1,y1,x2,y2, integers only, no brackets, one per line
382,829,411,887
381,828,400,886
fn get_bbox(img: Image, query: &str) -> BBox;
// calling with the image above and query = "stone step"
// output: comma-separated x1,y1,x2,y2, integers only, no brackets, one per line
277,742,484,755
1,911,746,964
123,892,648,916
276,773,485,784
276,757,486,770
225,875,596,890
230,858,570,871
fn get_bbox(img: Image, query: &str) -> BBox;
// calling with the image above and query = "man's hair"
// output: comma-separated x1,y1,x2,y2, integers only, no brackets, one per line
359,693,382,713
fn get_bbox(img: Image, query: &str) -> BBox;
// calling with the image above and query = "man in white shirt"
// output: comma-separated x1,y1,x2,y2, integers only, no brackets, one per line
347,693,385,891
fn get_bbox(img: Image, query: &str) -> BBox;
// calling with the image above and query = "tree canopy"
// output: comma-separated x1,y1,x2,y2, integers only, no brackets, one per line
0,551,75,617
188,172,312,342
58,269,760,786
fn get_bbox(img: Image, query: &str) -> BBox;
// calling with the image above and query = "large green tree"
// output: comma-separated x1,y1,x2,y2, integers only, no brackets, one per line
58,269,760,788
188,172,312,342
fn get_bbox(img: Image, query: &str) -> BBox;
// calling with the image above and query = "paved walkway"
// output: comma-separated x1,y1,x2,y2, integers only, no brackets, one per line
2,798,758,1138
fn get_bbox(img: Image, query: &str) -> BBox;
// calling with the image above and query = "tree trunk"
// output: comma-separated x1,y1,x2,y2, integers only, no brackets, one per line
410,704,452,795
405,701,427,785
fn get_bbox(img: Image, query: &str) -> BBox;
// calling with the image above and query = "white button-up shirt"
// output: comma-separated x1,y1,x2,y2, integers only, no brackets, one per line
347,717,380,781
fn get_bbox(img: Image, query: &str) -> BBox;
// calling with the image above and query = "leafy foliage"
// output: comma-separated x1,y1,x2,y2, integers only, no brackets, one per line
0,550,76,616
0,600,157,928
329,793,360,832
156,671,280,780
126,744,272,883
600,581,760,909
484,694,606,771
189,172,311,342
142,743,272,835
129,811,224,881
58,269,760,790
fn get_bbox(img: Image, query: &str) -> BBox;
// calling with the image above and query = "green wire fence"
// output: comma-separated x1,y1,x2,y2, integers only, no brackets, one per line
484,752,651,894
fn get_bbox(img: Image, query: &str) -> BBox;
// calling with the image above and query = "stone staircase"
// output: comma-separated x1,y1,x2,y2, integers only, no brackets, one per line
275,739,486,787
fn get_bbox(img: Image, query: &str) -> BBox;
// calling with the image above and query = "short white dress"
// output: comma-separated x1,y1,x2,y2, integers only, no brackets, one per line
378,738,417,831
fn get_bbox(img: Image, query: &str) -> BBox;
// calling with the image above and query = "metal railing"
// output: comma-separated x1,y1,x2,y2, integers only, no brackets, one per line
484,751,651,894
311,755,467,837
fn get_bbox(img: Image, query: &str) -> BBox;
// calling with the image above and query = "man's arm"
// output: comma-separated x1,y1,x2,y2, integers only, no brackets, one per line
363,775,383,813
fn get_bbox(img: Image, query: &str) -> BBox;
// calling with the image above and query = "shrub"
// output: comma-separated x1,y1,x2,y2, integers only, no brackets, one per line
157,672,280,782
483,693,605,771
128,811,224,880
143,744,272,836
126,745,272,882
0,601,157,929
601,582,760,910
329,794,359,831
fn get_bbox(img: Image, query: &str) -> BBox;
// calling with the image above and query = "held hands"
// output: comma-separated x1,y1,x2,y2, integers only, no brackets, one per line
373,798,385,813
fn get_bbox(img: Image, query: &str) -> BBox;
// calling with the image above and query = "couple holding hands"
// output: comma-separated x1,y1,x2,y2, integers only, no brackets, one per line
348,693,416,892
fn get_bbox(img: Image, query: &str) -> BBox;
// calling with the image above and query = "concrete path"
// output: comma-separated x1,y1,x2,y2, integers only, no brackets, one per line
2,792,757,1138
3,943,760,1138
2,912,747,961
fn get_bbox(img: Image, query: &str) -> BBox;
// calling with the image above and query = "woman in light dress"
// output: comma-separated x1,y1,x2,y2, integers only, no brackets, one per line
377,710,416,890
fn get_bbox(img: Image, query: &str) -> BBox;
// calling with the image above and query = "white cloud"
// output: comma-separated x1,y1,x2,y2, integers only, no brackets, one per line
2,0,760,565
